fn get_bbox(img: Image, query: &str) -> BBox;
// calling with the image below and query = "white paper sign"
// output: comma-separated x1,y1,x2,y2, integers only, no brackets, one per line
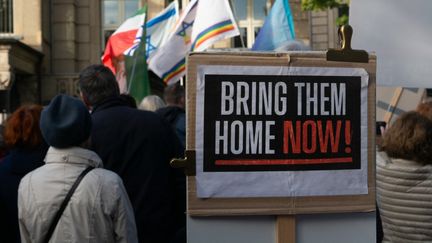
195,65,369,198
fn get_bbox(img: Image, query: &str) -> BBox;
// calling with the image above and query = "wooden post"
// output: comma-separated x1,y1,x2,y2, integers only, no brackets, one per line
276,215,295,243
383,87,403,124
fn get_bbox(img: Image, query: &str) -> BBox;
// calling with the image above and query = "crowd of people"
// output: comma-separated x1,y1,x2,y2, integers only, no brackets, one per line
0,64,186,243
2,63,432,243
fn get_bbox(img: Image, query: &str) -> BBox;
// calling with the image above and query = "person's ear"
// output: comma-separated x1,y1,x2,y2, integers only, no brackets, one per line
80,92,91,110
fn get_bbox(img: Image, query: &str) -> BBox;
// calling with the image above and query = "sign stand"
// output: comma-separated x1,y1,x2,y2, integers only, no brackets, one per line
172,25,375,243
276,216,296,243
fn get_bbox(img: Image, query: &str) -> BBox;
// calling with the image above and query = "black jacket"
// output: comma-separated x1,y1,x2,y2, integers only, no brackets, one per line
156,106,186,148
0,145,47,243
90,97,185,243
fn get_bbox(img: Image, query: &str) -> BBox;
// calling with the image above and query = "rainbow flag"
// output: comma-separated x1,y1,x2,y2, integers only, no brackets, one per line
191,20,236,51
148,0,198,84
191,0,239,52
149,0,239,84
161,59,185,83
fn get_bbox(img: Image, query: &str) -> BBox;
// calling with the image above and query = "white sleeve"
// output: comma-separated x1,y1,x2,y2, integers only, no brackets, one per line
17,176,32,243
112,176,138,243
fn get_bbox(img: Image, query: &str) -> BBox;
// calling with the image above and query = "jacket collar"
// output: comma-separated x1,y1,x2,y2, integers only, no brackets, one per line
91,96,128,114
44,147,103,168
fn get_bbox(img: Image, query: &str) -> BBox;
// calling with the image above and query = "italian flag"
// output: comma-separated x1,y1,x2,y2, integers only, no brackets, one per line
102,7,146,74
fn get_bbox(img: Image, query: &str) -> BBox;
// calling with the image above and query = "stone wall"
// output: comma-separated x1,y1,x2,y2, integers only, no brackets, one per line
41,0,102,102
310,9,338,50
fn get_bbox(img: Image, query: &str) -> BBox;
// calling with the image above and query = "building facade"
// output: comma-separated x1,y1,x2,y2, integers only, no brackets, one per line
0,0,340,118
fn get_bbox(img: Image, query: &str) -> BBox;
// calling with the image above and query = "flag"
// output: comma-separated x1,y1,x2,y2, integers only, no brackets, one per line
124,6,150,104
102,7,147,74
190,0,240,51
102,2,178,72
145,1,179,61
149,0,239,85
252,0,295,51
148,0,198,85
102,3,179,101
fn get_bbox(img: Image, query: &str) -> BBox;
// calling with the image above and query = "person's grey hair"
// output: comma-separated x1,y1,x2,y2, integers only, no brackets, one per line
139,95,166,111
78,64,120,106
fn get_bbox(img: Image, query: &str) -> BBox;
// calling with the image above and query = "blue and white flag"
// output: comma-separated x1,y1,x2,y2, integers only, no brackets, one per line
252,0,295,51
125,1,179,61
148,0,198,84
146,1,179,60
148,0,239,85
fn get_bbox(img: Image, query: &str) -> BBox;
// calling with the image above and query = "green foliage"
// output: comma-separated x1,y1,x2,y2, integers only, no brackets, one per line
336,14,349,26
301,0,349,26
301,0,345,11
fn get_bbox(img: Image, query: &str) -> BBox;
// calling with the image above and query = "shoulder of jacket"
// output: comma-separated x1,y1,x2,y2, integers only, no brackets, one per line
91,168,123,184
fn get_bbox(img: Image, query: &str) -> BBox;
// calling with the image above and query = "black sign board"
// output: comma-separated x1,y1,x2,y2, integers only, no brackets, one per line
203,74,361,172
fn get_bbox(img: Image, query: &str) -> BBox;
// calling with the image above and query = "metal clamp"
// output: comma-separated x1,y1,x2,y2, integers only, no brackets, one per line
326,24,369,63
170,150,196,176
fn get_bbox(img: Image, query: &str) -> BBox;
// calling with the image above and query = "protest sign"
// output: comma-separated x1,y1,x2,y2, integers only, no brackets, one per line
203,73,360,172
186,52,376,215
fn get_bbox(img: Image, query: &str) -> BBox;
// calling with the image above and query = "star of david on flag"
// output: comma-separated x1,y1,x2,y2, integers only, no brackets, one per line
145,35,157,59
177,21,194,44
149,0,239,84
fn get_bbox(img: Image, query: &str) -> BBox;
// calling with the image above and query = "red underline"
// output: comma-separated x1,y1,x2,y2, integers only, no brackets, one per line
215,157,353,165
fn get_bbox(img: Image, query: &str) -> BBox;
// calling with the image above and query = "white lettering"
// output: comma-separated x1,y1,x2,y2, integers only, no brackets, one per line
231,121,243,154
320,83,329,115
236,82,249,115
221,82,234,115
306,83,318,115
245,121,262,154
215,121,228,154
265,121,275,154
274,82,287,115
259,82,272,115
294,82,305,115
331,83,346,115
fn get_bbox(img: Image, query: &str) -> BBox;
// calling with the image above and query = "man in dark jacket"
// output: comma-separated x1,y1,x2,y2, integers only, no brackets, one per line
78,64,185,243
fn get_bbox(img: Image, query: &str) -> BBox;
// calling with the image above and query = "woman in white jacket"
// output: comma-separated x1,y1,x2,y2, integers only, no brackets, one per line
377,111,432,242
18,94,138,243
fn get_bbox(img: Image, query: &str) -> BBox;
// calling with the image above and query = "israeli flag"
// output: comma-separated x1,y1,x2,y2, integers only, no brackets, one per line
146,1,179,60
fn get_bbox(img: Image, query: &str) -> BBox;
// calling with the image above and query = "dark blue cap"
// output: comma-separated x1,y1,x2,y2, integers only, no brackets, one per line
40,94,91,148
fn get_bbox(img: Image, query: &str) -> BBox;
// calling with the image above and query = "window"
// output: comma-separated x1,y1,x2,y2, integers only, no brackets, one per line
102,0,141,47
230,0,270,48
0,0,13,33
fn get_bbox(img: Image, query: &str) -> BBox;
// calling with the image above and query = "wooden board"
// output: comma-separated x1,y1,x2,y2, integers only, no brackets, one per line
186,51,376,216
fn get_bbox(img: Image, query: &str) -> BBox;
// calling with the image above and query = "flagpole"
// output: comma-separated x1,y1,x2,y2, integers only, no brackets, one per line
128,19,147,94
228,0,245,48
127,39,140,94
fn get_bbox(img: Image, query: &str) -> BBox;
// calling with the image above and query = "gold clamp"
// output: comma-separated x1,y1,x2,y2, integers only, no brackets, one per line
170,150,196,176
326,24,369,63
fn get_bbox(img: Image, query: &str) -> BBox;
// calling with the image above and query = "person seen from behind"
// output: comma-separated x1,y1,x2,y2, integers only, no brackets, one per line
0,105,48,243
156,82,186,147
377,111,432,242
78,64,185,243
18,95,137,243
